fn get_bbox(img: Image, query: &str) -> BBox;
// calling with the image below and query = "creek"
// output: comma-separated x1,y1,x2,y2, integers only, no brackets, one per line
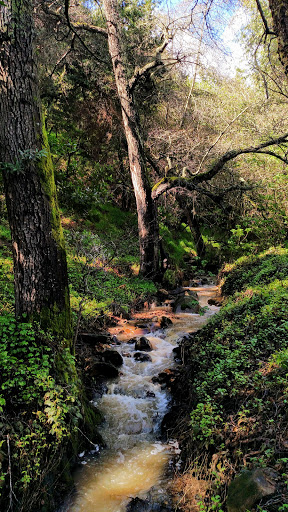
60,282,220,512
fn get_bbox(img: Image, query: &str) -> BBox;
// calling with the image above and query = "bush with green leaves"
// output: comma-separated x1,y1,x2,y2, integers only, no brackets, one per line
0,315,82,509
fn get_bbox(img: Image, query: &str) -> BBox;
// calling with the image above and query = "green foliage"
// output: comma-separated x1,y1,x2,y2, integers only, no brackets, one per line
0,149,48,174
0,222,14,314
183,247,288,508
66,228,156,319
220,246,288,295
0,314,82,506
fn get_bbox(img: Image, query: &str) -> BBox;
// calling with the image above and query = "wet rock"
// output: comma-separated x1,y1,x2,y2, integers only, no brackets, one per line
102,350,123,367
152,369,175,387
169,287,185,297
110,302,131,319
226,468,278,512
111,335,121,345
135,322,149,329
134,352,152,362
87,362,119,379
126,498,150,512
160,316,173,328
78,332,112,346
172,346,182,362
127,337,138,344
146,391,156,397
135,337,153,352
126,498,172,512
208,298,222,307
186,289,198,299
161,406,182,434
172,295,200,313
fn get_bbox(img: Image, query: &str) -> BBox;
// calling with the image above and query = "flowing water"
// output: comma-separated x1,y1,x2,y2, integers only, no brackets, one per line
61,284,220,512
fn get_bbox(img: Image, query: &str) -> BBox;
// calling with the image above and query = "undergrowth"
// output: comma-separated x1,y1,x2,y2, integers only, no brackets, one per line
176,247,288,512
0,315,85,512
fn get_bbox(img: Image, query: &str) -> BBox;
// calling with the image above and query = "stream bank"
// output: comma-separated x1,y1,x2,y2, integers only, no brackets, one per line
59,280,220,512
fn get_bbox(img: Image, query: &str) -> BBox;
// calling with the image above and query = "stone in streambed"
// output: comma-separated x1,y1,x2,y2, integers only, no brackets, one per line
78,332,112,346
134,352,152,362
226,468,278,512
101,350,123,367
135,336,153,351
127,337,138,344
160,316,173,328
126,498,172,512
172,295,200,313
87,362,119,379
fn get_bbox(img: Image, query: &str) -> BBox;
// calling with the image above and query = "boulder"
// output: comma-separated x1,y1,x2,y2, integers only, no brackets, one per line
172,346,182,362
160,316,173,328
102,350,123,367
173,295,200,313
134,352,152,362
78,332,112,346
126,498,172,512
161,406,182,433
208,298,222,307
135,337,153,352
87,362,119,379
152,369,175,387
186,290,198,299
110,302,131,319
127,337,138,344
226,468,278,512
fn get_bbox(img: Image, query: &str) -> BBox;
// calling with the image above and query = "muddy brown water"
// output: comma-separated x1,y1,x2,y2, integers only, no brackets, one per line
60,284,220,512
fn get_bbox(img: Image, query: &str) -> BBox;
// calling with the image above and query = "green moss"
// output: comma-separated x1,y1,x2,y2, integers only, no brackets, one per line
39,286,72,346
39,115,66,252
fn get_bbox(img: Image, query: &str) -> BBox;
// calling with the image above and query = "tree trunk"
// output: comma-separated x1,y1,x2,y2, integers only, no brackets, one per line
103,0,160,279
269,0,288,77
186,211,206,258
0,0,72,339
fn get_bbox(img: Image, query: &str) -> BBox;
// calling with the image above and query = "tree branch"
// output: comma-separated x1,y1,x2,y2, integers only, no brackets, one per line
41,1,108,38
151,133,288,200
129,31,171,93
255,0,275,37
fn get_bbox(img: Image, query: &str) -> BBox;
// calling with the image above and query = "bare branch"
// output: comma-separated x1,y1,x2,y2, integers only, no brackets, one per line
151,132,288,200
255,0,275,38
197,104,251,174
49,33,76,77
129,31,171,93
41,1,108,38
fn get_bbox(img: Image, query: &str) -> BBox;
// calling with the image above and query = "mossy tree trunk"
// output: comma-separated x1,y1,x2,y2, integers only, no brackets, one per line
0,0,72,341
269,0,288,77
103,0,160,280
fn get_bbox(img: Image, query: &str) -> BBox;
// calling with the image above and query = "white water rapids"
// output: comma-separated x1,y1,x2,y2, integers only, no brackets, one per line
61,284,220,512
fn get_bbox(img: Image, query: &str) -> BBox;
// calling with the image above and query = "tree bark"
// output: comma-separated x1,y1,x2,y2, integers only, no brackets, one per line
103,0,160,279
269,0,288,76
0,0,72,339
